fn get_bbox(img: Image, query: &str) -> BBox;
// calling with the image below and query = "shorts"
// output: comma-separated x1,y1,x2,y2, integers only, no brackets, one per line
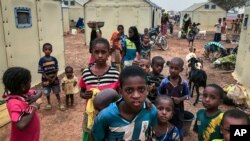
43,85,60,95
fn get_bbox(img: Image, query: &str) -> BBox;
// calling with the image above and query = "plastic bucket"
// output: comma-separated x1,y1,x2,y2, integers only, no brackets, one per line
183,111,195,136
71,29,77,35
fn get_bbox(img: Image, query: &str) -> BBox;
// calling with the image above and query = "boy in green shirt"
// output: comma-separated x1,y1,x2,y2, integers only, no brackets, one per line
193,84,224,141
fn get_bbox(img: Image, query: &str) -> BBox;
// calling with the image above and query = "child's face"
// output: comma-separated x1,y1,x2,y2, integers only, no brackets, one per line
169,62,183,78
202,86,221,111
221,117,249,141
92,43,109,64
144,28,149,35
65,69,73,78
128,28,134,38
121,76,147,113
143,36,150,44
152,60,164,75
118,27,124,34
43,46,52,56
22,80,31,94
157,99,173,123
139,59,150,73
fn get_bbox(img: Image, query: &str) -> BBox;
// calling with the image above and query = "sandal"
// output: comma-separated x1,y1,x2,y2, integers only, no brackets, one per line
45,104,52,110
59,104,66,111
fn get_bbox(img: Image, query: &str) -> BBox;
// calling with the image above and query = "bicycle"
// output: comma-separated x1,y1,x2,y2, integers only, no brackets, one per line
149,33,168,51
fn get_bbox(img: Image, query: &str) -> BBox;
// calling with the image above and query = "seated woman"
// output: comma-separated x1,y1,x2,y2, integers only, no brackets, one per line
203,41,226,62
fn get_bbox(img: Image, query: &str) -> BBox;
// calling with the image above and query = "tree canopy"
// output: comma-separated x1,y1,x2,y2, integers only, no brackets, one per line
209,0,247,11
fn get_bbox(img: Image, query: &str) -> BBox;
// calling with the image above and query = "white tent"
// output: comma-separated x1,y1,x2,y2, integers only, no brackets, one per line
233,1,250,97
0,0,65,94
180,2,226,31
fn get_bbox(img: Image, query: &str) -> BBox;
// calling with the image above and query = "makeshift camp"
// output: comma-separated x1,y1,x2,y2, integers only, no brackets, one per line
0,0,65,94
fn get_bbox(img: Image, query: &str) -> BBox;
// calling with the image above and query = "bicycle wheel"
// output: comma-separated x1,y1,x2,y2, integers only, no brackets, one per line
160,38,168,50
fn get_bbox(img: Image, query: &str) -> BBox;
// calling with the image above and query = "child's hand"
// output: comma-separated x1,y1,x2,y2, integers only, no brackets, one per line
145,98,153,111
27,91,42,104
149,83,156,92
30,102,40,110
132,60,139,66
74,81,77,87
80,90,93,99
171,96,182,104
50,76,56,83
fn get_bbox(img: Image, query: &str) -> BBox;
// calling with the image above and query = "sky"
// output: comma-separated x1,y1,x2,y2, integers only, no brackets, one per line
150,0,208,11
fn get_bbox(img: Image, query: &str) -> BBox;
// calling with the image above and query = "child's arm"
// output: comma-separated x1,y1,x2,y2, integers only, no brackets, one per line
193,117,198,133
15,103,40,130
171,96,187,104
62,83,65,91
74,81,77,87
80,88,93,99
26,90,42,104
51,70,58,83
79,76,92,99
158,79,166,95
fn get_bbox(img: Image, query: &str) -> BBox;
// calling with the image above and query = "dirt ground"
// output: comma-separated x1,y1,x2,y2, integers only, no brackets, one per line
0,28,239,141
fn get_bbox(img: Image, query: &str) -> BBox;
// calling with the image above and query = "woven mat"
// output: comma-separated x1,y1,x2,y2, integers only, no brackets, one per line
0,104,10,127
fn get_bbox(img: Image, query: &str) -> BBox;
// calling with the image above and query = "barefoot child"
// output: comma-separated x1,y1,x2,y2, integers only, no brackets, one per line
62,66,79,107
3,67,41,141
38,43,65,111
79,38,120,141
158,57,190,140
213,109,250,141
147,95,180,141
92,66,157,140
193,84,224,141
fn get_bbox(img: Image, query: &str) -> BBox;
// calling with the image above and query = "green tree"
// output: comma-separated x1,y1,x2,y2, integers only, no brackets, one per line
209,0,247,11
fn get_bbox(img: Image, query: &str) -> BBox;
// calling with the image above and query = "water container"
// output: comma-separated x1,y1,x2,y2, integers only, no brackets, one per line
183,111,195,136
71,29,77,35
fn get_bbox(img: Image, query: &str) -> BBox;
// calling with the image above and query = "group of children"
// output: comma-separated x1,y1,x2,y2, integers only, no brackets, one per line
109,25,152,71
2,25,250,141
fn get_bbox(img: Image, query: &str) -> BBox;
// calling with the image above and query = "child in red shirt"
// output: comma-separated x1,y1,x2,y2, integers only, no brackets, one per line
2,67,41,141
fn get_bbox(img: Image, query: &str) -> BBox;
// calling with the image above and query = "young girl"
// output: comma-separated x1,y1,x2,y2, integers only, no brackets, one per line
79,37,120,141
2,67,41,141
122,26,141,68
88,21,102,66
62,66,79,107
147,95,180,141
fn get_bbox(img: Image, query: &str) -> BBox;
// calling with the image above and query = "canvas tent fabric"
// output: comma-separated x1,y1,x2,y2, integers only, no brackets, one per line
232,3,250,105
84,0,162,46
0,0,65,94
182,2,207,12
181,2,226,31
